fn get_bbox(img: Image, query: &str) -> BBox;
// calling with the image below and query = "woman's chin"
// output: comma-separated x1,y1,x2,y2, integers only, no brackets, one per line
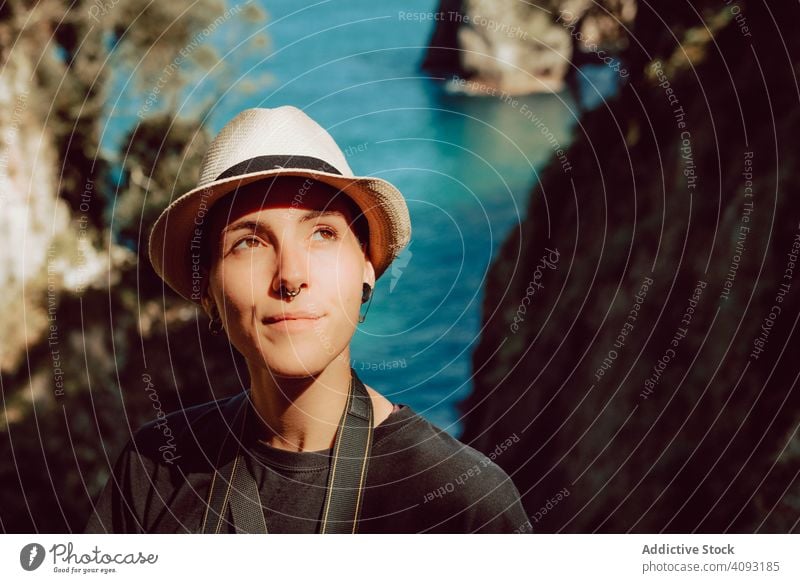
259,349,337,379
232,324,350,378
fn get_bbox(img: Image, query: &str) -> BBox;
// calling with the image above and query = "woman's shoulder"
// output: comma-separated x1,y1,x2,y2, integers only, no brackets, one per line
368,406,526,530
372,405,514,483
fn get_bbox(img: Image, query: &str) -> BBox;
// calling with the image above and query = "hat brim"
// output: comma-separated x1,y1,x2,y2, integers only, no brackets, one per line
148,168,411,304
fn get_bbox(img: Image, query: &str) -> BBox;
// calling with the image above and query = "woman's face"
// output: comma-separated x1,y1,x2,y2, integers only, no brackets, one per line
201,177,374,379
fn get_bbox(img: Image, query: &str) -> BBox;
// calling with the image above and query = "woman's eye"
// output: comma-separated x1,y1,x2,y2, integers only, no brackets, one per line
232,237,263,251
311,227,338,241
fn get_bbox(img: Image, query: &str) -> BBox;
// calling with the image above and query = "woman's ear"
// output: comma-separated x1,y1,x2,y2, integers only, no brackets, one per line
363,258,376,290
200,294,214,320
199,269,215,319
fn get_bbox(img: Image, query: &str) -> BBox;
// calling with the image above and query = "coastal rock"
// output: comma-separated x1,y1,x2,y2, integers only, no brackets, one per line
423,0,636,94
460,0,800,532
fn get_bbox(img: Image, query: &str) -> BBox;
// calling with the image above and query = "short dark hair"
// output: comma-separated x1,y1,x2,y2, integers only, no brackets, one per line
341,194,370,249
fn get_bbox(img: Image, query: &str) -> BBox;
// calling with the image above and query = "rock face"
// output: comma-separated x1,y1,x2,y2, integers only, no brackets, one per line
0,9,110,374
0,0,264,533
458,0,573,93
460,0,800,532
423,0,635,94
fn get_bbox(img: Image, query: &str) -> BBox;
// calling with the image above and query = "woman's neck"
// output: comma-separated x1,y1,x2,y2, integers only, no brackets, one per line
248,356,353,452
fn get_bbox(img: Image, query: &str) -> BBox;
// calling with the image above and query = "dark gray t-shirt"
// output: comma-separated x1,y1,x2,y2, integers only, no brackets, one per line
83,395,530,534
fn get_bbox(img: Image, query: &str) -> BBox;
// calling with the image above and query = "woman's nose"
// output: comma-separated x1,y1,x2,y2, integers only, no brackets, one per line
271,239,309,297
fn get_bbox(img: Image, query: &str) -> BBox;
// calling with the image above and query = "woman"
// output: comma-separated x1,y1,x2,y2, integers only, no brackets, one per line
84,106,529,534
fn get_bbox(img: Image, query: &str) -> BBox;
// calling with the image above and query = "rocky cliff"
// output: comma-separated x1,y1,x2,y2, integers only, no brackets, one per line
460,0,800,532
0,0,265,532
423,0,635,94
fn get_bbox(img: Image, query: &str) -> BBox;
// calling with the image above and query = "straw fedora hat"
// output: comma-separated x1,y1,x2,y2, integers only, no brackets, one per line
148,106,412,304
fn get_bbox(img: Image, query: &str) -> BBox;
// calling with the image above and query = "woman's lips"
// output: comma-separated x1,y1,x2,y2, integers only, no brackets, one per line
263,312,323,332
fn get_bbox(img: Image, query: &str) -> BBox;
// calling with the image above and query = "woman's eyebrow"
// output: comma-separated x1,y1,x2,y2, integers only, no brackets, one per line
222,210,347,235
222,219,263,235
298,209,347,223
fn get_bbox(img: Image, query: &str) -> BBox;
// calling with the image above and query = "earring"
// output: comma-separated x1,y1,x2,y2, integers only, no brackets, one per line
359,283,373,323
208,306,224,335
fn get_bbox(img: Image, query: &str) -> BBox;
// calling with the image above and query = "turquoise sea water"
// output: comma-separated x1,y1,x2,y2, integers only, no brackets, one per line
104,0,580,436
